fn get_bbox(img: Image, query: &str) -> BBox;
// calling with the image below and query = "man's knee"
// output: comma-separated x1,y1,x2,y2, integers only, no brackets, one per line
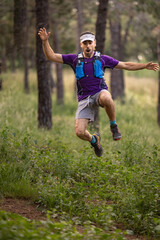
75,125,85,138
99,90,113,107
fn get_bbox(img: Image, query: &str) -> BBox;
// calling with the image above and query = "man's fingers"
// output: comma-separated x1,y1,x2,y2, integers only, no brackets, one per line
152,63,159,71
39,27,50,35
146,62,159,71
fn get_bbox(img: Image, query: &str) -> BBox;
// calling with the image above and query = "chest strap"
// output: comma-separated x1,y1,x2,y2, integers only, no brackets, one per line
76,51,104,80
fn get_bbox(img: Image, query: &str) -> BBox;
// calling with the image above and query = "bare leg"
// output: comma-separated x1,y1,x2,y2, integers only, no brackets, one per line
75,118,103,156
75,119,92,142
98,90,121,140
98,90,115,121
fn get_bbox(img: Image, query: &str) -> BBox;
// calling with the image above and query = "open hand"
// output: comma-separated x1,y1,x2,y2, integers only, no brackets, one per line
38,27,51,41
146,62,159,71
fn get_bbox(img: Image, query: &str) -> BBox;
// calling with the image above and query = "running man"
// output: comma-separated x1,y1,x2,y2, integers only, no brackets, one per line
38,28,159,157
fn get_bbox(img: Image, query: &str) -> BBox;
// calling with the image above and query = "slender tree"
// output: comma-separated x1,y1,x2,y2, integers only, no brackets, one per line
157,30,160,125
0,62,2,90
14,0,29,92
24,0,29,93
109,1,133,100
14,0,26,53
53,22,64,105
74,0,84,98
95,0,108,53
76,0,83,52
50,1,64,105
36,0,52,129
92,0,108,132
109,14,124,100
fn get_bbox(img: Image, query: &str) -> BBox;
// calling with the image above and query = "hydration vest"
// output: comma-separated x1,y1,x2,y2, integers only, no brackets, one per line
75,51,104,80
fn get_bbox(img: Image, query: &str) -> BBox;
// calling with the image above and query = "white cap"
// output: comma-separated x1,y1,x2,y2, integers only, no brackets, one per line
80,33,95,43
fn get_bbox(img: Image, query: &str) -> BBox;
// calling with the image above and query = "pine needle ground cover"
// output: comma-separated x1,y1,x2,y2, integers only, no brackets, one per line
0,69,159,239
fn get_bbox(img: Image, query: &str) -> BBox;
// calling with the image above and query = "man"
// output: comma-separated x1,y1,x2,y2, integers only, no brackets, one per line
38,28,159,157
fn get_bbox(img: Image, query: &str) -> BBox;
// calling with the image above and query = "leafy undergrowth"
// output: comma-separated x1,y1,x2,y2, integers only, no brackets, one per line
0,124,159,239
0,210,129,240
0,70,160,239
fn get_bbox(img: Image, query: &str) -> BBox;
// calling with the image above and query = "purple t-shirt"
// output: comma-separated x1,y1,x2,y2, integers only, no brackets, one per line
62,52,119,102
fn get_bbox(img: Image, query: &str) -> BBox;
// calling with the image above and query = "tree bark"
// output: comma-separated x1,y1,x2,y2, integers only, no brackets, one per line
13,0,26,53
24,1,29,94
0,62,2,91
93,0,108,133
120,15,133,59
76,0,83,52
157,31,160,125
52,20,64,105
110,16,125,100
96,0,108,53
36,0,52,129
75,0,84,99
1,47,7,72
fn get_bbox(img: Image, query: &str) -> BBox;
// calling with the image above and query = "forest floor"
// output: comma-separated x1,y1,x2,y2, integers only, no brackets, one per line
0,197,151,240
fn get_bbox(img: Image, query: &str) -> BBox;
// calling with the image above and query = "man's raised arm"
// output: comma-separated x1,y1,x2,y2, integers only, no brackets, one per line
115,61,159,71
38,27,63,63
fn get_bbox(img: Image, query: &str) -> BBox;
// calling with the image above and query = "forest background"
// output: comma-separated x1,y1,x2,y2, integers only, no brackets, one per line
0,0,160,239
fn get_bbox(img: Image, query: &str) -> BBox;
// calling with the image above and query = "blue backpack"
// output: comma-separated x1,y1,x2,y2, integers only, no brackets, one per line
76,51,104,80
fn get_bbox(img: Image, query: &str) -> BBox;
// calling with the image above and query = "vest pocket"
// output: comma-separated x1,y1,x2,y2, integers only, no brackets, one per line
94,59,103,78
76,62,85,80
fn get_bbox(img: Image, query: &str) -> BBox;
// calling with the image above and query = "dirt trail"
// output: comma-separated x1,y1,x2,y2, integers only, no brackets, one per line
0,198,151,240
0,197,46,220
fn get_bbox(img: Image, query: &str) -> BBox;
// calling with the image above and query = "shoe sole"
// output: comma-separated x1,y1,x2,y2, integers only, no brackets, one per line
114,136,122,141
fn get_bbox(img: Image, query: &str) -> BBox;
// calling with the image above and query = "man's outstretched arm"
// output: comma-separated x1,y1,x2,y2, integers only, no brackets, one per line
38,28,63,63
115,61,159,71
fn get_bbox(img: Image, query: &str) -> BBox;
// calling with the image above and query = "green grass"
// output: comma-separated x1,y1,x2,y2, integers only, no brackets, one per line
0,69,160,239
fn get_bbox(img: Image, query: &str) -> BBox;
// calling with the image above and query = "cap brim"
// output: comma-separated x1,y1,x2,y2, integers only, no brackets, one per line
81,37,94,42
80,34,95,43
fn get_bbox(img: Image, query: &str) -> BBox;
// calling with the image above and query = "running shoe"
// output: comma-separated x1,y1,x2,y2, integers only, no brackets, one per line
110,124,122,141
91,133,103,157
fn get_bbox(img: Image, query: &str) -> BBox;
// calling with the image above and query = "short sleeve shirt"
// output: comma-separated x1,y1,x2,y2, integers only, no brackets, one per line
62,53,119,102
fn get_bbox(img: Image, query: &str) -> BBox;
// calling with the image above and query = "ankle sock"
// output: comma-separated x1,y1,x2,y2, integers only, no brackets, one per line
90,135,97,144
110,120,116,126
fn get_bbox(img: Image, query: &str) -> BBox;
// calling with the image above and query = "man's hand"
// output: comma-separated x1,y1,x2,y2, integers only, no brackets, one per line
145,62,159,71
38,27,50,41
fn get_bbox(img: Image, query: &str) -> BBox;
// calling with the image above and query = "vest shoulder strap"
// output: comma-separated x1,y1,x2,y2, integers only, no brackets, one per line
77,52,83,59
94,51,101,59
77,51,101,60
77,52,83,64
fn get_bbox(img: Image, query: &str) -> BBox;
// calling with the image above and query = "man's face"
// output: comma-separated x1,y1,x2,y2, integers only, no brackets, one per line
80,40,96,58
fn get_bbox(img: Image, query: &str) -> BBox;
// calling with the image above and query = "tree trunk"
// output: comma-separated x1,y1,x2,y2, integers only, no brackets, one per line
75,0,84,99
49,63,55,91
76,0,83,52
96,0,108,53
36,0,52,129
0,62,2,91
110,16,125,100
120,15,133,60
13,0,26,53
11,48,16,73
52,20,64,105
24,1,29,94
56,63,63,105
157,31,160,125
93,0,108,133
1,47,7,72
